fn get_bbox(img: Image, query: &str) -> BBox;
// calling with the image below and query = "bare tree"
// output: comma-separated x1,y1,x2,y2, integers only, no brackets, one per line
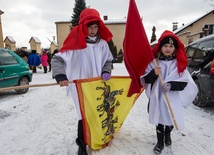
209,0,214,6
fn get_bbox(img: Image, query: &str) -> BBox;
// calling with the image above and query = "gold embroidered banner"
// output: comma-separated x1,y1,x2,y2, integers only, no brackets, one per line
74,76,143,150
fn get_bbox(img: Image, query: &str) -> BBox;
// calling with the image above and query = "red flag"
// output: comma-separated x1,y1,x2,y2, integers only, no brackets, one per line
123,0,153,97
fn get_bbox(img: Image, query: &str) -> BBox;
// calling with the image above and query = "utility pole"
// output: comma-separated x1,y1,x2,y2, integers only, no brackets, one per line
0,10,4,48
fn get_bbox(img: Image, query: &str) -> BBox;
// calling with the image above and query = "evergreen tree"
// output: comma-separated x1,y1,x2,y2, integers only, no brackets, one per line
70,0,86,29
150,26,157,43
108,39,117,61
117,49,124,63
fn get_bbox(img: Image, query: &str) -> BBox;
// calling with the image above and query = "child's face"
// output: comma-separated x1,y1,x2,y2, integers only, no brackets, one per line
88,24,99,37
161,43,176,56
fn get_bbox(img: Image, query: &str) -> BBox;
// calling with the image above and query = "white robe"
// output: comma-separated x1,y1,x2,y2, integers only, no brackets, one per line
55,39,113,120
140,59,198,130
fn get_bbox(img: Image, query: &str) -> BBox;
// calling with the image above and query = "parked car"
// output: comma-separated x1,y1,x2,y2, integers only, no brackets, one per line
0,48,33,93
186,34,214,107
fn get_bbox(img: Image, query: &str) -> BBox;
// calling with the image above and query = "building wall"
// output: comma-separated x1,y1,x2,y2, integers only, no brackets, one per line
4,38,16,51
176,12,214,46
55,22,71,49
50,43,58,53
55,21,126,52
56,11,214,52
21,47,28,51
30,40,41,54
105,23,126,51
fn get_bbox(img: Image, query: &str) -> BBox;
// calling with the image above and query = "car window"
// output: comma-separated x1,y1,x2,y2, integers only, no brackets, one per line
186,47,195,58
194,49,207,59
190,43,197,48
0,50,18,66
198,40,214,51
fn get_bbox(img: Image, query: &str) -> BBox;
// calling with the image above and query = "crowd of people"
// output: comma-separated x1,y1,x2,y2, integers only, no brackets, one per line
26,48,58,74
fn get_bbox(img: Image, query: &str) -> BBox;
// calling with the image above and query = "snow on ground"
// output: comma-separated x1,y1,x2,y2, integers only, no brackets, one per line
0,63,214,155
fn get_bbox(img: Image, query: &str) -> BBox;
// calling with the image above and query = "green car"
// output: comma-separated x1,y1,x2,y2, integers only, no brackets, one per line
0,48,33,93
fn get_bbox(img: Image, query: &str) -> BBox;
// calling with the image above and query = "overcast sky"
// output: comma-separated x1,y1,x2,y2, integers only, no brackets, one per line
1,0,213,49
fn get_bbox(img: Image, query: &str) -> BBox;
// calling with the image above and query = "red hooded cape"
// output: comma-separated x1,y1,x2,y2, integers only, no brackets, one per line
153,30,188,74
59,8,113,52
123,0,153,97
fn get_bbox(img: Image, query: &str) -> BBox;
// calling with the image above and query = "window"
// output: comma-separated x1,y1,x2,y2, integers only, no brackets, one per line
198,40,214,51
0,50,18,65
194,49,207,59
203,24,214,35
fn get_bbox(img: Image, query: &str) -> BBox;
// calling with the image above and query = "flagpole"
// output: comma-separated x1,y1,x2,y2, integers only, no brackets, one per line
153,59,179,130
0,81,73,92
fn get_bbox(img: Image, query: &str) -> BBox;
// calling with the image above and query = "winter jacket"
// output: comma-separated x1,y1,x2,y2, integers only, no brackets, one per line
28,53,41,66
40,53,49,66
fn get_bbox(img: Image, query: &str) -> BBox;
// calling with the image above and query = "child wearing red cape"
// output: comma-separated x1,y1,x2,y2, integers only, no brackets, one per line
140,30,198,154
52,8,113,155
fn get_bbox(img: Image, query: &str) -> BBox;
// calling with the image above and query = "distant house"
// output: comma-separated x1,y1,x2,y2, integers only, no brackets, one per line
4,36,16,51
50,40,58,54
104,18,126,52
174,9,214,46
29,36,41,54
55,21,70,50
55,16,126,52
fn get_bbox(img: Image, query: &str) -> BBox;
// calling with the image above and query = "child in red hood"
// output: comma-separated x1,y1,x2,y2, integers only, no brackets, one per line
52,8,113,155
140,30,198,154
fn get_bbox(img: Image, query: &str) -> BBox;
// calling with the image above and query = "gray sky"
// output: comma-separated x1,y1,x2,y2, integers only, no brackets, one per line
1,0,213,49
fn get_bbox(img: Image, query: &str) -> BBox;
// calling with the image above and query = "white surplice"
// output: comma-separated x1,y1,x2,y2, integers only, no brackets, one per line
140,59,198,130
55,39,113,120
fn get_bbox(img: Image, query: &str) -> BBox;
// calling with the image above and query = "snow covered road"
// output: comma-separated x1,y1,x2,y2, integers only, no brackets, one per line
0,63,214,155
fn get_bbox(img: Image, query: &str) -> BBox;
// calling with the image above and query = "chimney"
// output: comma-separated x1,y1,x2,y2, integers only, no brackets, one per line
103,15,108,21
172,22,178,31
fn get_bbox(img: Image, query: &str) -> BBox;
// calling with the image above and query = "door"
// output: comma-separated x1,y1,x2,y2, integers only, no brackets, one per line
0,49,20,88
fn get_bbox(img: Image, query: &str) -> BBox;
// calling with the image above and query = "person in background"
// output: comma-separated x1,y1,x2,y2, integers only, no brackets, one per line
27,50,41,73
47,51,52,72
140,30,198,154
51,49,58,79
40,50,49,73
51,8,113,155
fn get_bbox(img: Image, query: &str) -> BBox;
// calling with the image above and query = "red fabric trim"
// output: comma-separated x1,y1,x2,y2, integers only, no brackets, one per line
153,30,188,74
210,61,214,74
59,8,113,52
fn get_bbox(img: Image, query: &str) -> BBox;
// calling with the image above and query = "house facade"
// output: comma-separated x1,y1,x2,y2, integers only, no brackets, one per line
55,17,126,52
4,36,16,51
55,21,71,49
29,36,41,53
50,40,59,53
174,9,214,46
56,10,214,53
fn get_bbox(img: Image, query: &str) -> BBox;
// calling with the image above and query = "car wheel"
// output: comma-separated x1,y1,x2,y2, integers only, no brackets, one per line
15,76,29,94
193,79,208,107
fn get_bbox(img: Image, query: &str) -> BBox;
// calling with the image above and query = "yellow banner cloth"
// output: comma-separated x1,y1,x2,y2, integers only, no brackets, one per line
74,76,143,150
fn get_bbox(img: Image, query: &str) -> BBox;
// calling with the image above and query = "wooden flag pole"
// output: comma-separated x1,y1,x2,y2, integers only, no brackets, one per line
0,81,73,92
153,59,179,130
